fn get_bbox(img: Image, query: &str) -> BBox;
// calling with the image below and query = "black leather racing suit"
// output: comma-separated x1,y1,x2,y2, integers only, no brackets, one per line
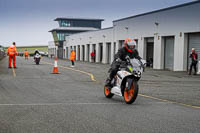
106,47,141,85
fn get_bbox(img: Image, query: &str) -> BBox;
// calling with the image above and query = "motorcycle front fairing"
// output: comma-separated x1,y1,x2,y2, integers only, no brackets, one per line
105,57,146,104
116,70,134,95
110,70,132,97
34,53,41,58
119,58,144,91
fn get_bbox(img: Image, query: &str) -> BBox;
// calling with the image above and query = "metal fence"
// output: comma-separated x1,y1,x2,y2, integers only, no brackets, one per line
0,46,5,60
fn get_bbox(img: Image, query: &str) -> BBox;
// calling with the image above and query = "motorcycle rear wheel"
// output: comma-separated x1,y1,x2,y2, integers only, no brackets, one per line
124,81,138,104
104,86,114,98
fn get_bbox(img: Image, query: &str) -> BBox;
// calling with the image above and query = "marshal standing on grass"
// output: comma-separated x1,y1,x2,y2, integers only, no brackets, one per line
189,48,198,75
7,42,18,68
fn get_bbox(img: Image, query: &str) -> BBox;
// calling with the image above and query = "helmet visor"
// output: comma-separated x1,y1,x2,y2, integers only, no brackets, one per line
129,45,135,51
127,40,136,51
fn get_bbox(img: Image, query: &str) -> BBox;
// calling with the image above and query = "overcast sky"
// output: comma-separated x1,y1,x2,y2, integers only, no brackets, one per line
0,0,194,46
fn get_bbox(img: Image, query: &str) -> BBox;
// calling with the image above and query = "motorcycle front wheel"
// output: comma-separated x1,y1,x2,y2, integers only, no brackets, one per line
36,60,39,65
104,86,114,98
124,81,138,104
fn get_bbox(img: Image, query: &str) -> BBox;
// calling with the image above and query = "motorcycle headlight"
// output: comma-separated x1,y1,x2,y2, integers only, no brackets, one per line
128,66,133,72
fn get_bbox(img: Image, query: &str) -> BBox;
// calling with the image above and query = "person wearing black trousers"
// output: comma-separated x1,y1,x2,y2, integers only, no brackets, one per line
189,48,198,75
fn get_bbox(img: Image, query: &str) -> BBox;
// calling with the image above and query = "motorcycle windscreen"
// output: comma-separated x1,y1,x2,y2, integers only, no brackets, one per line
130,59,143,73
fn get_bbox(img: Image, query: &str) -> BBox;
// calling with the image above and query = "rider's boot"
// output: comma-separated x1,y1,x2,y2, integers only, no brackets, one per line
105,78,112,87
105,69,116,87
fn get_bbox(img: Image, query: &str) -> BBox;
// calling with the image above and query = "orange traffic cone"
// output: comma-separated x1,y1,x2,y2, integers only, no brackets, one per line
52,57,60,74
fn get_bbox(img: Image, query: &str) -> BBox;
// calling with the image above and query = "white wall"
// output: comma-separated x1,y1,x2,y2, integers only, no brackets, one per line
62,2,200,70
113,2,200,70
113,2,200,38
66,28,114,64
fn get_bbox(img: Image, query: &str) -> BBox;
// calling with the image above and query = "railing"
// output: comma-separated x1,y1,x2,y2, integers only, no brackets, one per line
0,48,5,60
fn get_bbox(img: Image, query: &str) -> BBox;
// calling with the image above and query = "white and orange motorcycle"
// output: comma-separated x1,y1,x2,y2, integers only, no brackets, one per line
104,57,146,104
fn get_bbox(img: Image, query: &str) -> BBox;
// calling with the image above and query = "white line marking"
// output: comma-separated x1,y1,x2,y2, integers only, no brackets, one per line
139,94,200,109
0,103,121,106
11,64,16,77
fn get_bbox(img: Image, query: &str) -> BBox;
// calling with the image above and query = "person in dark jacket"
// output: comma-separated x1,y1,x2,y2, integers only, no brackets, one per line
34,49,41,61
34,49,40,56
105,38,141,86
189,48,198,75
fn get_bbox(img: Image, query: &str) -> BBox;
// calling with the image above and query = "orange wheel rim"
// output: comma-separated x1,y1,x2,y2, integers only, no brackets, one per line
124,83,135,102
104,86,111,96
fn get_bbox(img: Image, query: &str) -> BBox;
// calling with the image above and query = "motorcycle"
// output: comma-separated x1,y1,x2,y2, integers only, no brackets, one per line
34,53,41,65
104,57,146,104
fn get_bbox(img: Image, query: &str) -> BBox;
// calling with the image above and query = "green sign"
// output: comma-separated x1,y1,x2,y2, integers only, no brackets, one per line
52,31,59,42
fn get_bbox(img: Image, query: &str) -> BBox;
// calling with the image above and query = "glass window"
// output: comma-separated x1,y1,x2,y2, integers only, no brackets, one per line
57,33,66,41
60,20,71,27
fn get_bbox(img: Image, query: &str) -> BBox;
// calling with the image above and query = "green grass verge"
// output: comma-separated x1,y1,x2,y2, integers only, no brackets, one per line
5,46,48,54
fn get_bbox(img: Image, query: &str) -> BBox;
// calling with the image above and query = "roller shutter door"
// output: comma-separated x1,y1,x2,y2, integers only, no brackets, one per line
107,43,111,64
57,47,63,59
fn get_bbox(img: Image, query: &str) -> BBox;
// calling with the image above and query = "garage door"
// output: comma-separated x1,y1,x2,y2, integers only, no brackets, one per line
188,33,200,69
107,43,111,64
119,40,124,49
164,37,174,70
82,45,85,61
57,47,63,59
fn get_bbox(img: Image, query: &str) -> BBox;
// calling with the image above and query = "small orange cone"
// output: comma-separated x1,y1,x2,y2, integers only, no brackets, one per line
52,57,60,74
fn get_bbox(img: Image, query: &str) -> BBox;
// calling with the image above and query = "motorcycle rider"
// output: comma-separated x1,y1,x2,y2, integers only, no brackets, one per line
105,38,141,86
34,49,40,56
34,49,41,61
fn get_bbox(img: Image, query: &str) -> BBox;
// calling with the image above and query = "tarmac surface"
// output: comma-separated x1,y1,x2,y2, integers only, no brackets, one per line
0,56,200,133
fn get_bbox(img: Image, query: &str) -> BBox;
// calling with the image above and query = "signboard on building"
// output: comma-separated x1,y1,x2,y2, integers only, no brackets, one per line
52,31,59,46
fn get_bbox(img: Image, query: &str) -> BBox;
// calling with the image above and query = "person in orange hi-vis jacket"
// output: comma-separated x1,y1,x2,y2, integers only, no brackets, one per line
13,42,18,56
70,49,76,67
7,42,17,68
24,49,29,60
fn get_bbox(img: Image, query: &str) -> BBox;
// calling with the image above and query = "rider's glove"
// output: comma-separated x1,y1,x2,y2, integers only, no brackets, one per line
115,58,122,62
139,59,145,72
125,56,130,60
